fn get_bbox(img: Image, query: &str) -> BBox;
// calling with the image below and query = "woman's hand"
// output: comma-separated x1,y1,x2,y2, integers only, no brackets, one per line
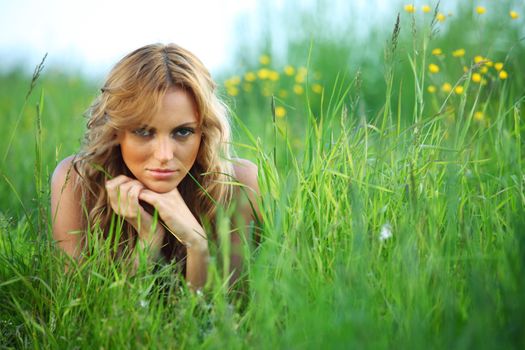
138,187,207,250
105,175,160,239
139,187,209,291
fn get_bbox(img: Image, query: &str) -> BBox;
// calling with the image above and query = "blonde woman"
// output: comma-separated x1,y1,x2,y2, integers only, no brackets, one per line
50,43,260,291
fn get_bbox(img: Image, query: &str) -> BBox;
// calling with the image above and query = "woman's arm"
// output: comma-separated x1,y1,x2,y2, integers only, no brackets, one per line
230,158,261,285
50,156,83,262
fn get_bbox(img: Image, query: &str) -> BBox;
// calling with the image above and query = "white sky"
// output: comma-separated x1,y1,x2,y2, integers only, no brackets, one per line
0,0,424,78
0,0,258,76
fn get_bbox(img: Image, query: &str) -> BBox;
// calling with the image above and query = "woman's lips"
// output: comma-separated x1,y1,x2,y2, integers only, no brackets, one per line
148,168,176,180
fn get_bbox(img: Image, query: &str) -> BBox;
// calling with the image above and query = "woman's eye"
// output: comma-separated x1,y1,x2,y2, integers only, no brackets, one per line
132,128,152,137
174,128,195,138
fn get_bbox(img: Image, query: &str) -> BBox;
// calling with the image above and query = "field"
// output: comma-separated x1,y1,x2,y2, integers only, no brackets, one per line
1,1,525,348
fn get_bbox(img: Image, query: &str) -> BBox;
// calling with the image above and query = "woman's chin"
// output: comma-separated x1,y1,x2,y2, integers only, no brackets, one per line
144,181,178,193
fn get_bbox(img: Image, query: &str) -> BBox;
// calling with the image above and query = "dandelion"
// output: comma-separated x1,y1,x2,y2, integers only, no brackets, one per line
480,66,488,74
312,84,323,94
379,223,393,241
262,86,272,97
284,65,295,76
436,12,446,22
454,86,464,94
242,83,253,92
275,106,286,118
257,68,270,80
227,86,239,96
431,48,443,56
442,82,452,93
269,71,280,81
484,60,493,67
474,55,484,64
452,48,465,57
476,6,486,15
474,111,484,121
295,74,305,84
244,72,256,82
422,5,431,13
472,73,482,83
298,67,308,76
259,54,271,65
494,62,504,71
278,89,288,98
404,4,416,13
427,85,436,93
293,84,304,95
428,63,440,73
227,76,241,86
510,11,519,19
499,70,508,80
463,66,469,73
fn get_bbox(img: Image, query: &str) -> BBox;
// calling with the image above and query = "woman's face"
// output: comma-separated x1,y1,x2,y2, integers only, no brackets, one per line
118,88,202,193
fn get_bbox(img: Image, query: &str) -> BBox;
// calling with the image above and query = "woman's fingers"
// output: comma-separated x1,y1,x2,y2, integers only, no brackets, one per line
106,176,145,219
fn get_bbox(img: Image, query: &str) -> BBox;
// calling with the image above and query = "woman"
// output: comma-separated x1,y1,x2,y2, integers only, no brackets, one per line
50,43,260,291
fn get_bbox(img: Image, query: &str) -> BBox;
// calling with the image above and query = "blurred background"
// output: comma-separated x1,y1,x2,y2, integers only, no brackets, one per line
1,0,524,212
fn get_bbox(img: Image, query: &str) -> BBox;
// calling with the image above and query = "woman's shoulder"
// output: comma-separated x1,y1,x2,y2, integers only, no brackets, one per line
231,158,259,191
51,155,79,192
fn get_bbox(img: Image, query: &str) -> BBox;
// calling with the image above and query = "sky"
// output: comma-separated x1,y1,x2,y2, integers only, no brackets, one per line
0,0,401,78
0,0,259,77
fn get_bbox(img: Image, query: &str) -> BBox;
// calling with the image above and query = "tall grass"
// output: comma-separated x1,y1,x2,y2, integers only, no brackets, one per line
1,2,525,348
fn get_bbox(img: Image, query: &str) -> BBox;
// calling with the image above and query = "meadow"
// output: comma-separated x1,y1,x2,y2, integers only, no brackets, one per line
1,1,525,348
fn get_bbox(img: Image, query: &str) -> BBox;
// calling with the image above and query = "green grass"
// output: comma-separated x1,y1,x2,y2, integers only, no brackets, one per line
1,2,525,348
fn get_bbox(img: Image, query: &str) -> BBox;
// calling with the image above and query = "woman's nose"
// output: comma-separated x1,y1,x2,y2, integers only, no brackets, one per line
153,136,174,163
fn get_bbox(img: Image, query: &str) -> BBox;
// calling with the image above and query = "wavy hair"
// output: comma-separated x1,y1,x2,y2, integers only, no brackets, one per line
73,43,234,261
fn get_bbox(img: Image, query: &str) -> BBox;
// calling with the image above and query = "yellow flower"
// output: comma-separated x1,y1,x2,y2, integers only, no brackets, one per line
484,60,493,67
431,48,443,56
242,83,253,92
494,62,504,71
293,84,304,95
259,54,271,65
442,82,452,93
284,65,295,76
404,4,416,13
474,111,484,121
474,55,484,64
422,5,431,13
454,86,464,95
499,70,508,80
427,85,437,93
278,89,288,98
298,67,308,76
275,106,286,118
262,87,272,97
257,68,270,80
295,74,305,84
227,86,239,96
269,71,280,81
472,73,482,83
244,72,256,82
510,11,519,20
436,12,446,22
452,48,465,57
312,84,323,94
428,63,440,74
476,6,486,15
463,66,469,73
480,66,488,74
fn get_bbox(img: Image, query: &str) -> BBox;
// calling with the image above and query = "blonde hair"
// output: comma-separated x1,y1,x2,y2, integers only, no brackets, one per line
74,43,234,260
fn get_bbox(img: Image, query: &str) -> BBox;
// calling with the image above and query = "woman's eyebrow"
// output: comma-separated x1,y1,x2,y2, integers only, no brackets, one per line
174,122,199,128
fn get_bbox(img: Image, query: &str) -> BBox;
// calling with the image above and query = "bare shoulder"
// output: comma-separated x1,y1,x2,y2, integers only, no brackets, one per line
51,155,78,193
51,155,83,259
231,158,259,193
